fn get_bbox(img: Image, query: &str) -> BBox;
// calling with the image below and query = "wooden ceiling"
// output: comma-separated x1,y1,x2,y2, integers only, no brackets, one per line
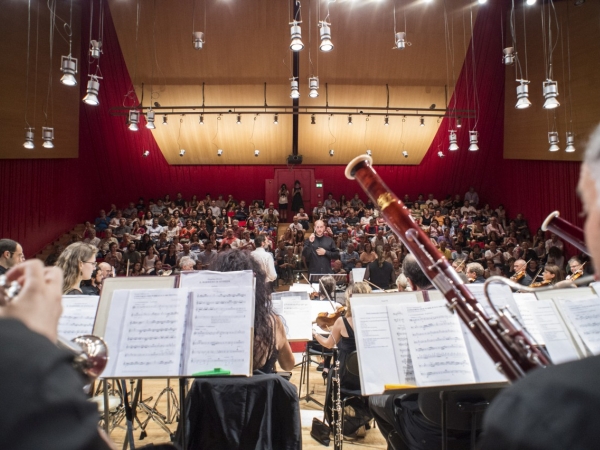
109,0,480,165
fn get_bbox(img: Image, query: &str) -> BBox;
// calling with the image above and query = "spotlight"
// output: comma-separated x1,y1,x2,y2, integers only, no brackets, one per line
89,40,102,59
128,110,140,131
543,80,560,109
290,79,300,99
23,128,34,149
162,115,168,125
548,131,560,152
403,151,409,158
311,114,316,125
82,75,100,105
308,77,319,98
146,110,156,129
565,132,576,153
273,114,279,124
526,0,536,4
384,116,389,126
60,55,78,86
319,21,333,52
329,149,334,156
348,115,353,125
217,149,223,156
468,130,479,151
289,22,304,51
193,31,205,50
366,149,372,156
448,130,459,151
437,151,445,158
236,114,242,124
420,116,425,127
456,117,462,128
515,80,532,109
179,149,186,157
199,115,204,125
478,0,487,4
254,149,260,157
142,150,150,157
42,127,54,148
502,47,515,66
394,32,406,50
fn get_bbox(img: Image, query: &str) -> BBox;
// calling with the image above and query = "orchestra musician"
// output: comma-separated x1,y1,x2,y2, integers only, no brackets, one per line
479,123,600,449
509,259,532,286
530,264,564,288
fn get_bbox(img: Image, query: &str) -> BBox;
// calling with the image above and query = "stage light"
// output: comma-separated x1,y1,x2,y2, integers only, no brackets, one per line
456,117,462,128
179,149,186,157
420,116,425,127
308,77,319,98
60,55,78,86
565,132,576,153
290,79,300,99
254,149,260,157
290,22,304,51
548,131,560,152
366,149,372,156
503,47,515,65
199,115,204,125
394,32,406,50
82,75,100,105
23,128,34,149
193,31,205,50
311,114,316,125
273,114,279,124
468,131,479,151
236,114,242,124
348,115,353,125
543,80,560,109
403,151,409,158
319,21,333,52
217,149,223,156
515,80,532,109
128,110,139,131
42,127,54,148
329,149,334,156
146,110,156,129
438,151,445,158
448,130,459,151
162,115,168,125
384,116,389,126
142,150,150,157
89,40,102,59
526,0,536,5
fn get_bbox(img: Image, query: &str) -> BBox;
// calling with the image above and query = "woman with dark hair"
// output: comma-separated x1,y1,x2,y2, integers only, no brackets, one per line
540,264,564,285
205,209,216,233
209,249,295,372
162,244,178,268
365,247,395,290
278,184,290,221
291,180,304,213
359,242,377,266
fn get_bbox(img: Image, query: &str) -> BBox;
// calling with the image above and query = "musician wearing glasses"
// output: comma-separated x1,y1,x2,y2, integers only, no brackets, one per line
0,239,25,275
480,123,600,449
55,242,98,295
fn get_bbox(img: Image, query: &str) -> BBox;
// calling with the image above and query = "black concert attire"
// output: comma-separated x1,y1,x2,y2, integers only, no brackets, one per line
480,355,600,450
302,234,339,275
516,273,533,286
0,319,111,450
472,276,487,284
291,188,304,212
366,260,395,290
81,284,100,295
0,265,6,275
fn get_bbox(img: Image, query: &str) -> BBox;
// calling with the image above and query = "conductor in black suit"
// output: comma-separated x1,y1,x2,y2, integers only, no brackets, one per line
303,220,339,275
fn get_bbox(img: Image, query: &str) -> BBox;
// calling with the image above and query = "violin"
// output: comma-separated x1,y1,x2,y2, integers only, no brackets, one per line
530,280,552,288
315,306,346,330
510,270,526,282
566,262,587,281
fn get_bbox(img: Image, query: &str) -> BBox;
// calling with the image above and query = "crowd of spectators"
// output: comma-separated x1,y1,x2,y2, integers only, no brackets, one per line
47,188,590,292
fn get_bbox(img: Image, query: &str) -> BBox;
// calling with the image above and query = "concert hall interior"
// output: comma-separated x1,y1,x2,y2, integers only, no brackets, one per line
1,0,600,449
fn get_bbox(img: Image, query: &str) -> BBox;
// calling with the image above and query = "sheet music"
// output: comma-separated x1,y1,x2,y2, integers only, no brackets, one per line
527,300,580,364
58,296,99,341
459,321,507,383
272,296,312,340
403,302,475,386
386,304,415,385
113,289,188,377
513,293,545,345
352,304,400,395
559,297,600,355
182,271,254,376
288,283,315,293
351,268,366,283
467,283,523,324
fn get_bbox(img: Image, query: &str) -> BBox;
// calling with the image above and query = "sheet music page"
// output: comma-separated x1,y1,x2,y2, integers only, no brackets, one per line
527,300,580,364
351,268,366,283
288,283,315,293
559,297,600,355
403,302,476,386
458,321,507,383
468,284,523,324
113,289,189,377
273,296,312,340
386,304,415,385
352,304,400,395
58,296,100,341
184,286,254,376
513,293,545,345
102,290,130,377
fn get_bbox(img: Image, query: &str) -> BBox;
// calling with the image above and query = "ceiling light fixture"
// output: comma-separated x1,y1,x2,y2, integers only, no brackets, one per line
448,130,459,151
311,114,316,125
543,80,560,109
456,117,462,128
384,116,389,126
42,127,54,148
23,128,35,149
366,149,372,156
162,115,168,125
199,115,204,125
193,31,205,50
319,21,333,52
394,32,407,50
503,47,515,65
565,132,576,153
468,131,479,151
526,0,536,5
402,151,409,158
236,114,242,124
89,40,102,59
420,116,425,126
290,79,300,99
146,110,156,129
515,80,532,109
329,149,334,156
308,77,319,98
128,110,139,131
179,149,186,157
348,115,353,125
290,21,304,51
82,75,100,105
217,149,223,156
142,150,150,157
273,114,279,124
254,149,260,157
60,55,78,86
478,0,487,4
548,131,560,152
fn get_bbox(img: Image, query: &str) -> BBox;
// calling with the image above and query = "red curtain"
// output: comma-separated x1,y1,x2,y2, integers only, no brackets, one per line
0,0,582,257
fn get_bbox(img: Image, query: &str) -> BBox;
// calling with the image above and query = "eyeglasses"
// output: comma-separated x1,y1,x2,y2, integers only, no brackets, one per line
82,261,97,267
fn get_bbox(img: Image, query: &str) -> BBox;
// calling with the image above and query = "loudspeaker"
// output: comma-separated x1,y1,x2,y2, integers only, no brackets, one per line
287,154,303,165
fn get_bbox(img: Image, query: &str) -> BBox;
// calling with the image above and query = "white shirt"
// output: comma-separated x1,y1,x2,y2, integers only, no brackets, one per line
251,247,277,282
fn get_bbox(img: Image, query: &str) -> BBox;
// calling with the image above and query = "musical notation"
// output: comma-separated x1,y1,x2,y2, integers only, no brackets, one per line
58,296,99,341
560,297,600,356
387,305,415,385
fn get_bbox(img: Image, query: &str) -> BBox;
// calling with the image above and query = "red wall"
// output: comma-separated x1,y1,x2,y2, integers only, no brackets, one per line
0,0,582,257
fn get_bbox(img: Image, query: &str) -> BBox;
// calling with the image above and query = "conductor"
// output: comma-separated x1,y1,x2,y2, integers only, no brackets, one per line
303,220,339,275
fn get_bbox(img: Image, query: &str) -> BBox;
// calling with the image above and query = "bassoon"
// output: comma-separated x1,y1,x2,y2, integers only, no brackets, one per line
345,155,551,381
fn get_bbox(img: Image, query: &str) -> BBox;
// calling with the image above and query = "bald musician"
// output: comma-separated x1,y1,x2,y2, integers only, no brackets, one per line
479,123,600,449
302,220,339,275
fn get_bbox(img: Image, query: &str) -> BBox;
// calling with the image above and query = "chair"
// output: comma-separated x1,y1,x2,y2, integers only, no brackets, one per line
298,340,334,407
417,388,502,450
177,373,301,450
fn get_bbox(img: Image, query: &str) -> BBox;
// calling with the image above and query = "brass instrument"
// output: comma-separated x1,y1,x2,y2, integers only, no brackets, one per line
345,155,551,381
0,275,108,385
542,211,589,256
